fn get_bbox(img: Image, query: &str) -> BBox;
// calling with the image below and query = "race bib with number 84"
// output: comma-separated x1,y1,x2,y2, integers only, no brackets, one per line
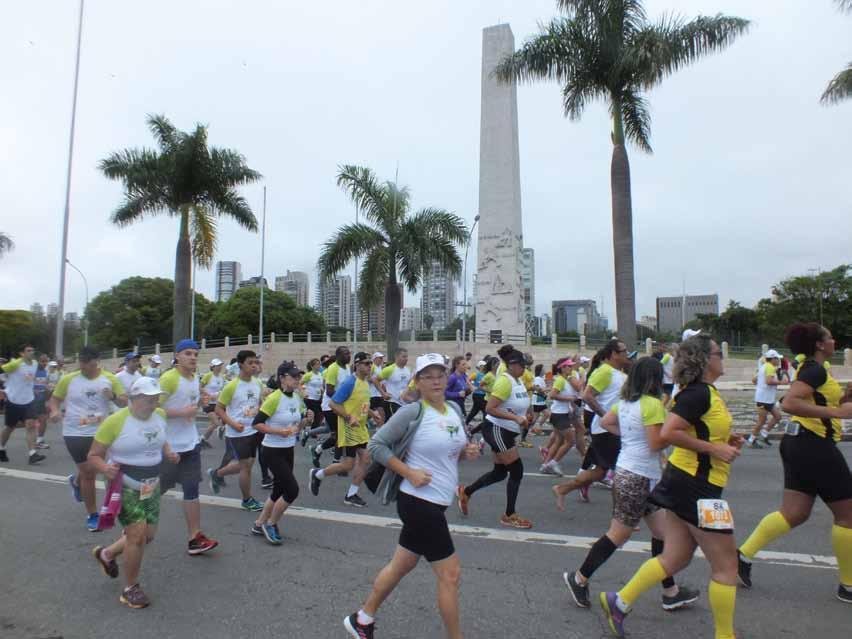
697,498,734,530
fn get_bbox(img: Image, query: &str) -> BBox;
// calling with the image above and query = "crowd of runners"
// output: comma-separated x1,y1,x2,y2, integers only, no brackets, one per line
0,323,850,638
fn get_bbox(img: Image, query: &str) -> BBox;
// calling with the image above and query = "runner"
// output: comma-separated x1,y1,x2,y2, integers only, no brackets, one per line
517,354,536,447
0,344,44,464
88,377,178,609
345,353,479,639
299,358,326,446
309,351,384,507
250,361,314,545
116,352,143,398
379,348,412,417
457,349,533,529
48,346,127,530
465,360,488,427
158,339,218,555
144,355,162,380
445,356,470,417
311,346,351,468
199,358,225,448
656,342,676,406
208,350,264,511
564,357,699,611
747,349,783,448
553,341,629,509
738,323,852,603
369,352,389,414
600,334,742,639
541,358,582,476
530,363,550,434
33,353,51,449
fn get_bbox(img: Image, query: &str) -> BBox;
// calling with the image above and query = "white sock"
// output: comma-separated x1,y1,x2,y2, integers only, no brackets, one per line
356,609,374,625
36,436,44,443
615,594,630,613
315,469,325,480
29,449,37,456
346,484,359,498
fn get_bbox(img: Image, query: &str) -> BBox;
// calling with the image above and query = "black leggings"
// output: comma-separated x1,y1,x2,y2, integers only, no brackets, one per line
305,399,323,427
321,410,338,450
263,446,299,503
466,395,487,424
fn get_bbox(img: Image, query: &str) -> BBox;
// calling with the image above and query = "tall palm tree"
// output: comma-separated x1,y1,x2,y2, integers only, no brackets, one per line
319,165,468,355
100,114,261,342
496,0,749,345
822,0,852,105
0,232,13,259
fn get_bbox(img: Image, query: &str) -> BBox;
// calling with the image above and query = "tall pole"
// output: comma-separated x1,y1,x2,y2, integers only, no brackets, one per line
190,260,196,340
461,215,480,354
66,259,89,346
55,0,85,358
258,186,267,348
353,205,358,347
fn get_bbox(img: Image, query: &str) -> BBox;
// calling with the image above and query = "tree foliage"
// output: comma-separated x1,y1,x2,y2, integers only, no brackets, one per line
204,287,325,339
0,310,82,358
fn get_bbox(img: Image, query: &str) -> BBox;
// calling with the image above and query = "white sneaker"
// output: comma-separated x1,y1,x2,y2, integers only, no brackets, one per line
539,464,556,475
549,461,565,476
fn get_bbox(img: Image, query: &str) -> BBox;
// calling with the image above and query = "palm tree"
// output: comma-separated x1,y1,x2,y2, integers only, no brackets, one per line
100,114,261,342
319,165,468,356
0,232,13,259
496,0,749,346
822,0,852,105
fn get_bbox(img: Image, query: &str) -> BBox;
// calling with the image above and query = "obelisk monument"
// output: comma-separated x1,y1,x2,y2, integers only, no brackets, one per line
475,24,525,343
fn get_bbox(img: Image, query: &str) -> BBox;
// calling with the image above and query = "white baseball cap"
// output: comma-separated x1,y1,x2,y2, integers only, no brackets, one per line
477,360,487,368
682,329,702,342
764,349,782,359
150,355,163,364
210,358,224,366
414,353,448,376
372,351,385,360
579,356,590,364
129,377,163,397
48,361,58,367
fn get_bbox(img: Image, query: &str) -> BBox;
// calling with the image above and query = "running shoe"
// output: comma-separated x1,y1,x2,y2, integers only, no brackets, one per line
661,585,700,610
578,485,590,503
199,439,212,449
749,439,765,449
344,494,367,508
600,591,627,638
241,497,264,512
300,430,310,447
28,452,46,465
262,523,283,545
120,583,150,609
187,532,219,555
68,474,82,503
261,477,274,489
761,436,773,447
0,450,8,462
217,425,225,439
343,613,375,639
92,545,119,578
86,513,100,532
564,571,590,608
838,584,852,604
207,468,221,495
309,468,322,496
539,464,557,475
549,461,565,477
456,484,470,516
250,523,264,536
500,513,533,529
36,441,50,449
311,445,322,468
737,551,752,588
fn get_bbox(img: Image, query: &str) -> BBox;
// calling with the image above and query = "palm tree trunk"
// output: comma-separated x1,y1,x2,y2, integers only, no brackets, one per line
384,261,402,357
172,207,192,344
610,106,637,347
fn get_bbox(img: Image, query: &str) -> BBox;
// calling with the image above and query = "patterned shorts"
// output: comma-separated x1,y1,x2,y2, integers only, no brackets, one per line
118,486,161,527
611,468,659,528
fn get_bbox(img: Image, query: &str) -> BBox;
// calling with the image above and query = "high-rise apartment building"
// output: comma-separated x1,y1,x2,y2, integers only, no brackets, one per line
239,276,269,290
215,261,242,302
399,307,423,333
356,285,403,337
421,259,457,330
316,275,352,330
520,247,536,333
656,294,719,334
552,299,602,335
30,302,44,318
275,270,309,307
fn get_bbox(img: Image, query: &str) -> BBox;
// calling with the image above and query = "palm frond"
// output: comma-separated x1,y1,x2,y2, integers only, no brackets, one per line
619,89,653,153
109,192,170,227
336,165,395,230
98,148,163,188
146,114,181,153
206,188,258,231
494,17,582,86
190,205,217,268
0,232,14,257
381,181,410,228
821,63,852,105
394,209,466,291
317,223,387,280
836,0,852,13
358,247,390,310
405,208,469,248
209,148,263,186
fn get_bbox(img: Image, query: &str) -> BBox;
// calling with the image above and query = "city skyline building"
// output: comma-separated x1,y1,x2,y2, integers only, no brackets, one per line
215,261,242,302
275,270,310,307
30,302,44,318
520,247,535,334
399,307,423,333
316,274,352,330
552,299,603,335
421,259,458,330
656,294,719,334
238,276,269,290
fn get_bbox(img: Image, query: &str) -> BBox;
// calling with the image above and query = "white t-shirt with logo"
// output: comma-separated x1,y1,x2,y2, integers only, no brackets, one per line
301,371,324,401
201,372,226,405
158,368,200,453
116,369,142,395
400,403,467,506
487,373,531,434
94,407,167,468
754,362,778,405
258,390,304,448
380,364,412,405
587,363,627,435
321,362,351,411
613,396,666,480
1,358,38,405
52,370,125,437
218,377,263,438
551,372,580,413
370,364,384,399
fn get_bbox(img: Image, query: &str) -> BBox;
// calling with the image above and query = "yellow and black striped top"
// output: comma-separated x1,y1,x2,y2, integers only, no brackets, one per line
668,383,733,488
793,359,843,442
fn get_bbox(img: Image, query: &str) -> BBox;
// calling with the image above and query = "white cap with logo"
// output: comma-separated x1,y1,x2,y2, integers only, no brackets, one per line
372,352,385,360
764,349,782,359
682,329,702,342
129,377,164,397
210,358,224,366
150,355,163,364
414,353,448,376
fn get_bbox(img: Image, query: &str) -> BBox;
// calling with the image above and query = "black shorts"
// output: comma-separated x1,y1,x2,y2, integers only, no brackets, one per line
583,409,594,430
32,396,48,417
397,491,454,563
533,404,546,413
481,420,518,453
780,428,852,503
385,401,402,417
338,442,367,458
663,384,674,396
226,434,259,460
160,444,202,495
4,401,35,427
304,399,323,427
323,410,338,437
550,412,575,432
202,404,216,414
756,402,776,411
370,397,385,411
649,464,732,534
64,436,94,464
581,432,621,471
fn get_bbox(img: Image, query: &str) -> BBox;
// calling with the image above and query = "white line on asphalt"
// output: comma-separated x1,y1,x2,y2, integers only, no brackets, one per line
0,467,837,571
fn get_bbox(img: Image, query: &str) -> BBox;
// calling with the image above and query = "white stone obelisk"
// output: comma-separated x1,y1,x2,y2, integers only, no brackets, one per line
475,24,525,343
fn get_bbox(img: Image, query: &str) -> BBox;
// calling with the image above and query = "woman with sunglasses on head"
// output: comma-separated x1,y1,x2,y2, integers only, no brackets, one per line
738,323,852,603
345,354,479,639
600,334,743,639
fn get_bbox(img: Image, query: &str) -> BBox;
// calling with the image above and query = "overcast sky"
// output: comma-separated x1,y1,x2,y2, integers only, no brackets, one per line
1,0,850,328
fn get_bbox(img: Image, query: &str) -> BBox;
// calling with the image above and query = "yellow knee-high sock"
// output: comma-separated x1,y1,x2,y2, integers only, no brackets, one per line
617,557,668,608
739,511,791,559
708,580,736,639
832,525,852,586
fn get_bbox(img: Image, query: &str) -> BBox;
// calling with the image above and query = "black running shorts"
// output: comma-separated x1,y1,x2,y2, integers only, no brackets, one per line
581,432,621,471
226,434,259,460
481,420,518,453
64,435,94,464
780,428,852,503
397,491,454,563
4,401,35,427
649,463,732,534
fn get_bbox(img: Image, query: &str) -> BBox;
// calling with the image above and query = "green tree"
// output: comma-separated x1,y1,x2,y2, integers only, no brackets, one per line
822,1,852,105
204,287,325,339
495,0,749,347
318,165,467,355
0,310,81,358
0,232,13,258
99,114,261,343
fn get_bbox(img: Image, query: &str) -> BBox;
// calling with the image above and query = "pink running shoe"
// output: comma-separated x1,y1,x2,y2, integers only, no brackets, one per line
578,485,590,503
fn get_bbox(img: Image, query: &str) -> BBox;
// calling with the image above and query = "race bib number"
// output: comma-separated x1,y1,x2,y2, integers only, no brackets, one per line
79,414,103,426
697,499,734,530
785,421,800,436
139,477,159,501
243,406,258,417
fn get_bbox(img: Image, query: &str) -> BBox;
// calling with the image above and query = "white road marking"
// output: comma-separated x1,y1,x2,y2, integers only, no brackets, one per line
0,467,837,570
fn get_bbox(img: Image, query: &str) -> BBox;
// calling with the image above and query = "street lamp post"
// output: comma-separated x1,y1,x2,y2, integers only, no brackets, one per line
65,259,89,346
461,214,480,354
259,186,267,349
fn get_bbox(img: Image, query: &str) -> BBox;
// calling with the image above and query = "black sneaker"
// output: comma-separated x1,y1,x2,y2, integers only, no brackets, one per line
344,494,367,508
563,571,590,608
250,524,264,536
309,469,321,496
343,613,374,639
0,450,8,462
311,445,322,468
662,585,700,611
28,452,46,465
261,478,274,489
837,584,852,604
738,551,752,588
761,437,772,447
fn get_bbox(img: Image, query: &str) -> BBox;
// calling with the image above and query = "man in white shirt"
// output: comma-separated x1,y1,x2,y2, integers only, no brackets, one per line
0,344,44,464
116,352,143,395
144,355,163,380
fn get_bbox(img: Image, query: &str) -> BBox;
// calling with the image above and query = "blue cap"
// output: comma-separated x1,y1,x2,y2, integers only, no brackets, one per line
175,339,200,353
124,351,141,362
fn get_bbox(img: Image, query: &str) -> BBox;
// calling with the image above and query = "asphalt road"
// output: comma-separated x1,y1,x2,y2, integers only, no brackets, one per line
0,421,849,639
